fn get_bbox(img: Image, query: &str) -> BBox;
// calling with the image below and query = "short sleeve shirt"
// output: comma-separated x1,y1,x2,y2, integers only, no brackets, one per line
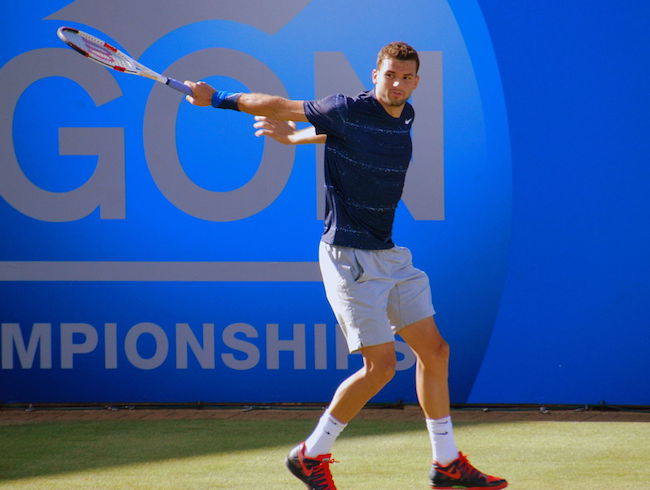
304,90,414,249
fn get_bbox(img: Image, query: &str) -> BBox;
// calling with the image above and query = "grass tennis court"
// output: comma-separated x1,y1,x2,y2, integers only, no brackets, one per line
1,408,648,489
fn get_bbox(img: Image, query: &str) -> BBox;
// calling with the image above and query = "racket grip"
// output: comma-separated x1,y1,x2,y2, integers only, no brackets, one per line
166,78,193,96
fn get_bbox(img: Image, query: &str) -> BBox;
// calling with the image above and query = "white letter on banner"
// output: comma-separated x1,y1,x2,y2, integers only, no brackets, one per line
60,323,98,369
1,323,52,369
222,323,260,370
105,323,118,369
266,324,306,370
144,48,295,221
335,327,349,370
313,323,328,370
0,49,125,221
176,323,215,369
125,323,169,370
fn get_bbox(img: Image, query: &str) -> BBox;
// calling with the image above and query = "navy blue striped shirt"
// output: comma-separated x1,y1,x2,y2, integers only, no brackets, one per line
304,90,414,249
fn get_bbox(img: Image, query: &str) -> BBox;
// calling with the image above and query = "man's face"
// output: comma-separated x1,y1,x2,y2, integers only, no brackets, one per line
372,57,420,110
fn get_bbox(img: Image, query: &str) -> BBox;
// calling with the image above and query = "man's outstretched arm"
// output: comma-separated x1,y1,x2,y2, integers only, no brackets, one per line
184,80,309,122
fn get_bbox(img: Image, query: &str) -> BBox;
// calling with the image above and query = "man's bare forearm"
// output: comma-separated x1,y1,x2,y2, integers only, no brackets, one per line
288,126,327,145
237,93,309,122
183,81,309,122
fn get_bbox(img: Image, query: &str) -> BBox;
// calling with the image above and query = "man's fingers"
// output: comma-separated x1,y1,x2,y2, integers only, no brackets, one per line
253,120,273,130
252,117,296,144
181,80,216,106
183,80,195,104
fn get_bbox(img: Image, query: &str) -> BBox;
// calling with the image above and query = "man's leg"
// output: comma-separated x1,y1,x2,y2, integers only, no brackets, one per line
286,342,397,490
304,341,396,456
398,316,450,419
328,341,397,422
399,316,458,465
399,316,508,489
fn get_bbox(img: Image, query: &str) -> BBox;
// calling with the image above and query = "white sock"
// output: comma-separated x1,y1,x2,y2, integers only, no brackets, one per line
304,412,347,457
426,416,459,466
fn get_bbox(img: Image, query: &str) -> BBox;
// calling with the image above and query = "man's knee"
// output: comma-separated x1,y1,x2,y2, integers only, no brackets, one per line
362,347,397,387
368,358,396,385
418,338,450,372
432,338,450,360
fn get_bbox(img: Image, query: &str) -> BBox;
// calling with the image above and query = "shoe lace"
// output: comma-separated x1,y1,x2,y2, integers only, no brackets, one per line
306,457,339,489
456,452,487,482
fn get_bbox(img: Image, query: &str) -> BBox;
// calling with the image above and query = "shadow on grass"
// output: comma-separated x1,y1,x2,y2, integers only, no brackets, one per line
0,417,433,482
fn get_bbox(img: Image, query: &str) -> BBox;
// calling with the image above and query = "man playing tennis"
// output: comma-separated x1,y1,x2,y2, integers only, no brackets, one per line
185,41,507,490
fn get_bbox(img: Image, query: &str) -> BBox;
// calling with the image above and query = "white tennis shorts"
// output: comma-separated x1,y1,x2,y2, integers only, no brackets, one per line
319,241,435,353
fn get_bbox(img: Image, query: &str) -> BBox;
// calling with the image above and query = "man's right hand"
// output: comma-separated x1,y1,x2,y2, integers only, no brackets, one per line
184,80,215,106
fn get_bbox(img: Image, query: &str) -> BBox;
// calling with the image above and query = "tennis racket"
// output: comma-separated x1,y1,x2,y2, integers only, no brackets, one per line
57,26,193,96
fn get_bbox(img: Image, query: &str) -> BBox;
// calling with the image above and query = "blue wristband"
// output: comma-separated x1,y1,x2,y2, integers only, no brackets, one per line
211,90,242,111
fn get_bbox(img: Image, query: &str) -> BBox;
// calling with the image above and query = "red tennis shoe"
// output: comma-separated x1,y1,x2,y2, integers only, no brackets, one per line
430,452,508,489
286,442,338,490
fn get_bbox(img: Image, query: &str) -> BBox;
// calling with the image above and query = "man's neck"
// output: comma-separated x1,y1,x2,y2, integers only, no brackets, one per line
379,101,405,118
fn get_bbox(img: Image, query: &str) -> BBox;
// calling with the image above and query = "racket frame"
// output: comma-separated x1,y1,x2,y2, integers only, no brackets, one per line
57,26,192,96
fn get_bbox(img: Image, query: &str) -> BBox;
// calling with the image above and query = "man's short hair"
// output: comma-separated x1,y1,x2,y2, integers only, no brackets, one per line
377,42,420,73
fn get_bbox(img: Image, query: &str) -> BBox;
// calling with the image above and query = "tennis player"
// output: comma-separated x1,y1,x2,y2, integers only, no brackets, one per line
185,41,507,490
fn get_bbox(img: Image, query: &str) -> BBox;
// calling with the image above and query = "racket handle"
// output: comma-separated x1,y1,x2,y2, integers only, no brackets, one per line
166,78,193,96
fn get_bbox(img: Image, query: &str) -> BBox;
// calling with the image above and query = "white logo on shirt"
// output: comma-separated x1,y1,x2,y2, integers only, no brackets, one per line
405,118,413,124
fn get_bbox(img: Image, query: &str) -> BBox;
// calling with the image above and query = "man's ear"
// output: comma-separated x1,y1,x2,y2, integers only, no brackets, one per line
371,68,378,85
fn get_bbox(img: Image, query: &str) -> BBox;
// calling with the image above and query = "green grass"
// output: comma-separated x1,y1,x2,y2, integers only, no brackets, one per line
0,417,648,489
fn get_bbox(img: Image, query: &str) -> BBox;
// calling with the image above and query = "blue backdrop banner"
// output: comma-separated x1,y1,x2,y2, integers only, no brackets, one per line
1,0,648,406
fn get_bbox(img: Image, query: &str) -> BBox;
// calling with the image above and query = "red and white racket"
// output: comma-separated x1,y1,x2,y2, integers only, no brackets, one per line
57,26,192,96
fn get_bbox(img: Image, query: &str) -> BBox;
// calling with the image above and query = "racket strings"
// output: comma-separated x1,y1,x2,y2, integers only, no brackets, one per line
68,31,139,73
